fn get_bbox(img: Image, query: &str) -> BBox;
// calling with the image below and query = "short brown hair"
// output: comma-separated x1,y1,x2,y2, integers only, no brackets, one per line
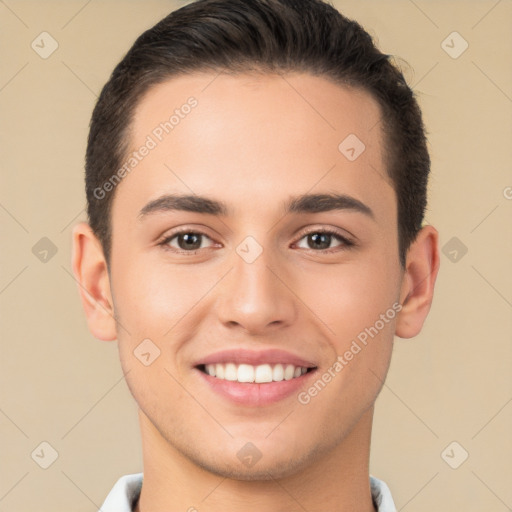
86,0,430,267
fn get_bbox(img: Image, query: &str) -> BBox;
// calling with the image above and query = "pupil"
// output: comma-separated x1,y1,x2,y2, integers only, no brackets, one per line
179,233,201,250
310,233,330,250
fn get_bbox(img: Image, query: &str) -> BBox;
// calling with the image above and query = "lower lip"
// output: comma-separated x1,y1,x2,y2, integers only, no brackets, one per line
195,368,317,406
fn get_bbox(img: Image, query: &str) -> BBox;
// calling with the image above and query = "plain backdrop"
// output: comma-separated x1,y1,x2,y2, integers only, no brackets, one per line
1,1,511,510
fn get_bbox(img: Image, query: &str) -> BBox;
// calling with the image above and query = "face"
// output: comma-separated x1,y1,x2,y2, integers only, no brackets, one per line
108,72,404,478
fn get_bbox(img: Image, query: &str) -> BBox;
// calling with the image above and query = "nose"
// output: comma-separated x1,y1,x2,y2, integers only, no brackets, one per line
214,244,298,335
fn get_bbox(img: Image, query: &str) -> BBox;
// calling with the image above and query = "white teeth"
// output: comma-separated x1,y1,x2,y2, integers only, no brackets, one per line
202,362,311,383
225,363,237,381
237,364,254,382
272,363,284,381
255,364,273,383
284,364,295,380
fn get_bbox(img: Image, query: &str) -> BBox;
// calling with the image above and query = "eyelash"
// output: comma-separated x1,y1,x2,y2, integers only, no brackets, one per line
158,227,355,255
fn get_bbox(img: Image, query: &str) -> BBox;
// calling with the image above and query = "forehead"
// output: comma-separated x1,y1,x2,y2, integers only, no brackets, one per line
114,71,394,223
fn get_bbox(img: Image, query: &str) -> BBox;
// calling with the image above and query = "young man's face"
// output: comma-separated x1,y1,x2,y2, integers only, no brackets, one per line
80,72,434,479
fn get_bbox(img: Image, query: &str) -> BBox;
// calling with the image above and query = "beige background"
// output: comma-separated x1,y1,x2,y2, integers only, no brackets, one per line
1,0,511,510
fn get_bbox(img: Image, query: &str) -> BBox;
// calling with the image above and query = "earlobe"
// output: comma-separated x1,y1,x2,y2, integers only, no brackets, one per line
395,225,440,339
71,222,117,341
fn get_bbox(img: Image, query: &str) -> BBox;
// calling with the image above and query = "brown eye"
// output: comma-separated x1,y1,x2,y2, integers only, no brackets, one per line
295,230,352,251
163,231,214,251
306,232,334,250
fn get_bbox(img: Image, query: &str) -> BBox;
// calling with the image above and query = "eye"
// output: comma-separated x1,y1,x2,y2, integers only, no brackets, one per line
294,229,354,252
158,227,355,255
160,230,215,252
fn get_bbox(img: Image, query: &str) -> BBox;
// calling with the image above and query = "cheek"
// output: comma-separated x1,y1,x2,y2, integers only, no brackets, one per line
110,251,216,338
300,255,401,340
297,256,399,398
110,254,197,414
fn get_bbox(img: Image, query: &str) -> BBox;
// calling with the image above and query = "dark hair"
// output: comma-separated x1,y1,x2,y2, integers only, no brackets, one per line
86,0,430,267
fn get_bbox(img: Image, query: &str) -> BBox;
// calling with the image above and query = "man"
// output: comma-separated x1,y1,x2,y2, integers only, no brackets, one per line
72,0,439,510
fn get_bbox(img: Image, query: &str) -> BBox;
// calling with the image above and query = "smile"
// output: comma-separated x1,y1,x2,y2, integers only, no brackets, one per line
194,348,318,405
199,363,312,383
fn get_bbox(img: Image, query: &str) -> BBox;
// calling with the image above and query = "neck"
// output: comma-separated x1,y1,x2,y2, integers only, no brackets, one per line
135,407,376,512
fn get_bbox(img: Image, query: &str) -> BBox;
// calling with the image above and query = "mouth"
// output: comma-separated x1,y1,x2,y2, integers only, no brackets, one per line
193,349,318,406
196,362,316,383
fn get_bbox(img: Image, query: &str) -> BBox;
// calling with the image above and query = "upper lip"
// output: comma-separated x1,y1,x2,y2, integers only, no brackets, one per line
194,348,317,368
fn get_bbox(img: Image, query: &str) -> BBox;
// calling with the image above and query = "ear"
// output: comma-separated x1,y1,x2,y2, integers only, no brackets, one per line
395,225,440,339
71,222,117,341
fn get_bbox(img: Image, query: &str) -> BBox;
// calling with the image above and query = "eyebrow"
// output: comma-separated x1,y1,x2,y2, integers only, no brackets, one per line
138,192,374,220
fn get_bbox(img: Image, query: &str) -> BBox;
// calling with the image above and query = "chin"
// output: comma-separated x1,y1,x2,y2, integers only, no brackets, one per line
184,442,324,481
195,457,305,481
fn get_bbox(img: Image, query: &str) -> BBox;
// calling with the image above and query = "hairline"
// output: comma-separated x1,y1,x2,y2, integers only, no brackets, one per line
103,67,405,269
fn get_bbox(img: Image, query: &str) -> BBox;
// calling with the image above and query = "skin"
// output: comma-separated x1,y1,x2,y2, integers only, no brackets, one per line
72,71,439,512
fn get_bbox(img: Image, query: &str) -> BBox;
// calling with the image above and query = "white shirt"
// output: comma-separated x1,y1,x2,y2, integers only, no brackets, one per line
99,472,397,511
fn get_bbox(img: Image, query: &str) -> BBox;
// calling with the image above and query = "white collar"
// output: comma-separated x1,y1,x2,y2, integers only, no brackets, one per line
99,473,397,511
